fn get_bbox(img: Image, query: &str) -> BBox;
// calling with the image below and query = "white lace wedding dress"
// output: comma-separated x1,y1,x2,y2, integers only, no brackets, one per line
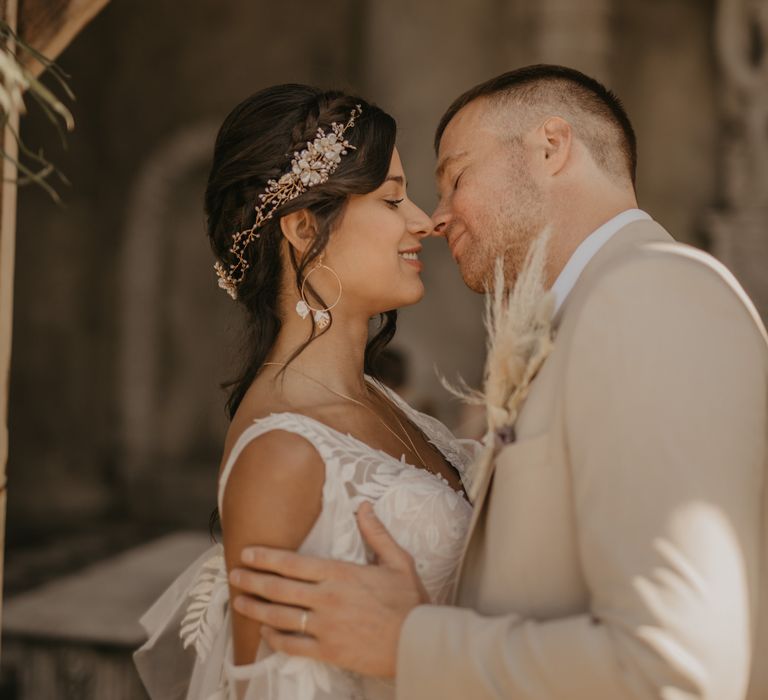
134,377,477,700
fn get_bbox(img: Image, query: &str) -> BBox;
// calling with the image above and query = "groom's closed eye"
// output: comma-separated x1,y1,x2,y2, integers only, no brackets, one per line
435,172,461,202
435,151,469,181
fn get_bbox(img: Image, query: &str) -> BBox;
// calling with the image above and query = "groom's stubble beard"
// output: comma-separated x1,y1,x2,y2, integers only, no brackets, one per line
460,149,546,293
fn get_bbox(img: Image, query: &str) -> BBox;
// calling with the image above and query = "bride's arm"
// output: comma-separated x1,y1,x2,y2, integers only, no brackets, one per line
222,430,324,666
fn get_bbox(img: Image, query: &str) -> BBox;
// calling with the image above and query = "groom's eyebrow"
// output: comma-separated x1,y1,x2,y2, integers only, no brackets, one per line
435,151,468,180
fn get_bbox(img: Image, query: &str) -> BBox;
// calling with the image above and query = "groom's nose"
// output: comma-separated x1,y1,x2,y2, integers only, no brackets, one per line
431,200,450,238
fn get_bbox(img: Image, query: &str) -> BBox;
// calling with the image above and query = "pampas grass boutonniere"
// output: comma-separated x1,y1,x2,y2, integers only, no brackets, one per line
442,229,555,500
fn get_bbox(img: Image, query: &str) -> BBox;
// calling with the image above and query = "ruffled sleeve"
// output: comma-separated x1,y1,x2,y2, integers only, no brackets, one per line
224,650,360,700
134,538,364,700
133,544,225,700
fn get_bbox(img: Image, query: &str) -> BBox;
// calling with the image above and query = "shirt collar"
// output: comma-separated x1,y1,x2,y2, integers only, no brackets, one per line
551,208,652,314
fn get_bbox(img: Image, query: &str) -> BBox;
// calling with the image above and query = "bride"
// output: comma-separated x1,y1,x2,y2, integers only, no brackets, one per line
134,85,476,700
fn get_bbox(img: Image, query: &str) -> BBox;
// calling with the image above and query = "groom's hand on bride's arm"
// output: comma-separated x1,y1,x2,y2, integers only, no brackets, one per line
229,501,429,678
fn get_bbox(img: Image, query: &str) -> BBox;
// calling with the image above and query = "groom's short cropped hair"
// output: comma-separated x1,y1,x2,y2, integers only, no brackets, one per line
435,64,637,187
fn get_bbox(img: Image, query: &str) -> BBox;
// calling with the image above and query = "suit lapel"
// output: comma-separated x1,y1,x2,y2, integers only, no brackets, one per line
450,444,495,602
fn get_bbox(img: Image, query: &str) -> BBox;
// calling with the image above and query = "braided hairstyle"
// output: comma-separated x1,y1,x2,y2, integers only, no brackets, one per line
205,85,399,420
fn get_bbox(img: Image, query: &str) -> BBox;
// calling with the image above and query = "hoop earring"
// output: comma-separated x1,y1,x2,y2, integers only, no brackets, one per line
295,260,343,328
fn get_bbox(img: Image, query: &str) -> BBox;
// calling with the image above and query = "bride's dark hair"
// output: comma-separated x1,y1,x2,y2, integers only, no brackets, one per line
205,85,398,421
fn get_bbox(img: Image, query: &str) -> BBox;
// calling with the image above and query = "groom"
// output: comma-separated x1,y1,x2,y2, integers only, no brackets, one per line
230,65,768,699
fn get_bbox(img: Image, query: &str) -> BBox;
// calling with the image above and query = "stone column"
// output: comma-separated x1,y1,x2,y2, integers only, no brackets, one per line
707,0,768,321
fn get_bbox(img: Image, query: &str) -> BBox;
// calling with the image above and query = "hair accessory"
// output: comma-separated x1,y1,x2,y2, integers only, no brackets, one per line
214,104,363,300
296,259,343,328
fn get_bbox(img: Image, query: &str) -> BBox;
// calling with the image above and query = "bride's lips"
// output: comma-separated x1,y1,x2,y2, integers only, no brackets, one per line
398,246,423,273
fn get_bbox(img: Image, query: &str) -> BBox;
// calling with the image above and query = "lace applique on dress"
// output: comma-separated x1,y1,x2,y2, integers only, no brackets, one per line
135,381,477,700
180,552,228,662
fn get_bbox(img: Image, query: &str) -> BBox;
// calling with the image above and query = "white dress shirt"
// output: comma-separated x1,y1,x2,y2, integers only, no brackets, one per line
551,208,652,314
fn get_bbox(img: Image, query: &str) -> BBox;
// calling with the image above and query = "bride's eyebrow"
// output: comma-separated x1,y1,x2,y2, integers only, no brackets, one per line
384,175,406,187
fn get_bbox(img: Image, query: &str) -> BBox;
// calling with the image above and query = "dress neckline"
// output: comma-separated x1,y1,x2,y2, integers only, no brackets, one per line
249,377,468,500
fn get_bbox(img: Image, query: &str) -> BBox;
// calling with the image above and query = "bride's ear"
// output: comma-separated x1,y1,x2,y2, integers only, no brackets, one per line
279,209,317,255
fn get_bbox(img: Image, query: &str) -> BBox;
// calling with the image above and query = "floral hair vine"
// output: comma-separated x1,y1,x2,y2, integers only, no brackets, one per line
214,104,363,300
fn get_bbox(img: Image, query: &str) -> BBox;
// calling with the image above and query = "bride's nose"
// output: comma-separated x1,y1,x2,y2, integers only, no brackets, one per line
406,202,435,239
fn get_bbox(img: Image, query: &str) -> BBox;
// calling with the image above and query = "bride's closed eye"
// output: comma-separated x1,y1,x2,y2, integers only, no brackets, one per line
385,198,405,208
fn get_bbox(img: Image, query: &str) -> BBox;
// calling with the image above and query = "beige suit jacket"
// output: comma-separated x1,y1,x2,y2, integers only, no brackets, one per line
397,220,768,700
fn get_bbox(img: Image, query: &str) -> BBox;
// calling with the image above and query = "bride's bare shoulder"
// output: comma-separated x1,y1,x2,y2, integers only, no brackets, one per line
219,409,328,570
221,406,326,483
218,375,375,501
221,428,325,517
219,391,360,500
220,407,327,671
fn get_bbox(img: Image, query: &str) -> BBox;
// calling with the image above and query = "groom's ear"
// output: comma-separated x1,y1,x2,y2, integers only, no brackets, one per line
279,209,317,255
539,116,572,175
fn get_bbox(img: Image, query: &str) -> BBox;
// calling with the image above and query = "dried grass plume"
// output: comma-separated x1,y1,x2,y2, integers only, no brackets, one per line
442,229,555,499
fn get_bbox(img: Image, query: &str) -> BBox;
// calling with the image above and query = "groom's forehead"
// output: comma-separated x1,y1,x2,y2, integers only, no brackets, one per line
441,101,485,142
436,104,500,173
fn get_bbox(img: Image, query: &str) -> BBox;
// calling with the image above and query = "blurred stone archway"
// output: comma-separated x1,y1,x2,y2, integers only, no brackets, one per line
119,120,241,527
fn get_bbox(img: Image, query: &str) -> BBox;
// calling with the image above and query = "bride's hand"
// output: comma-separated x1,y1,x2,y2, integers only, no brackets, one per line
229,501,429,679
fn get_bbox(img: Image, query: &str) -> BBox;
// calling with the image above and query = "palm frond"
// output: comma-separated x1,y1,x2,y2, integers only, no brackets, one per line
0,19,74,201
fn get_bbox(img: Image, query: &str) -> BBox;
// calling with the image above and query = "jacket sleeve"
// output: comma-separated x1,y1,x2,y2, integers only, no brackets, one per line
396,252,767,700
